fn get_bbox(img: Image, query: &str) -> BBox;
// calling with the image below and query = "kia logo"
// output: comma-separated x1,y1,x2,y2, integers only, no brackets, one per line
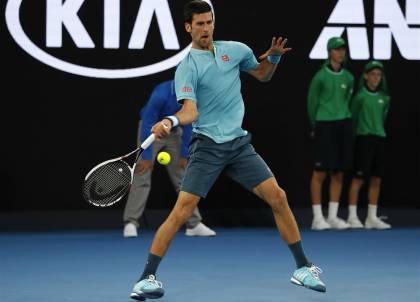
5,0,214,78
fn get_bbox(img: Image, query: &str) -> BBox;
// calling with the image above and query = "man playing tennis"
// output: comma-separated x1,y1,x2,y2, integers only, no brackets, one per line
130,1,326,300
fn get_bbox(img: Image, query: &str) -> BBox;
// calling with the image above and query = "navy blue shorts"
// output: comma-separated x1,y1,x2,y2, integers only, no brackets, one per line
180,133,274,198
353,135,385,179
312,119,353,171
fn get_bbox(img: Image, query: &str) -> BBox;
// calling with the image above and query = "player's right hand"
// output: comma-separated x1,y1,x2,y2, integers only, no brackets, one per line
134,160,153,175
151,120,171,140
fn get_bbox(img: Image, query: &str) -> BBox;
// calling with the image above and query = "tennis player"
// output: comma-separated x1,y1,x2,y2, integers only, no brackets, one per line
130,1,326,300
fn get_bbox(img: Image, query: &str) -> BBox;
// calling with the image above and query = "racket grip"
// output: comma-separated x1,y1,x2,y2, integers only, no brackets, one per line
141,134,156,150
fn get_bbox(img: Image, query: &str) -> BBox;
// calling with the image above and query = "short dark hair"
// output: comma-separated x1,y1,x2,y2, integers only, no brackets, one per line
183,0,212,23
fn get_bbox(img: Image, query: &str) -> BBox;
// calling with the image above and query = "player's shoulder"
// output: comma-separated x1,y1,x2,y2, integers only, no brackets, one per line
176,53,198,73
215,40,251,51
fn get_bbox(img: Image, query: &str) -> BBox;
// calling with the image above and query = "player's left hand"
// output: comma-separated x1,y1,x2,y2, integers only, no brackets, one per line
178,157,188,170
259,37,292,60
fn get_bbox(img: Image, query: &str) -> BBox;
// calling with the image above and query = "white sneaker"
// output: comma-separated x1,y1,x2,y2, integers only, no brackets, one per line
311,218,331,231
185,223,216,237
123,222,138,238
327,217,351,230
365,216,391,230
347,217,364,229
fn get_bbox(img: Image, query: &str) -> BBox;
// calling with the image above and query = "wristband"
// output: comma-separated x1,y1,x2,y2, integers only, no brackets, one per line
267,55,281,64
163,115,179,127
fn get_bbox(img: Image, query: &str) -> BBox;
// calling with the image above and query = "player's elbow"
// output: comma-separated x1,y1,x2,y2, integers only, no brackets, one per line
187,103,199,122
260,75,272,82
257,71,272,82
188,106,199,122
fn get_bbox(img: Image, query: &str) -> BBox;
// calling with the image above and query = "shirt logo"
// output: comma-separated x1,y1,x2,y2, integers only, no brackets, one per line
182,86,192,93
341,84,347,89
221,54,230,62
378,99,384,103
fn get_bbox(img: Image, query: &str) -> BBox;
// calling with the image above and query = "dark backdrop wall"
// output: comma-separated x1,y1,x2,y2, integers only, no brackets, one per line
2,0,419,212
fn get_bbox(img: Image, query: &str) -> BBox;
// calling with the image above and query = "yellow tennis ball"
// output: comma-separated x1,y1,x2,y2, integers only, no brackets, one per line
157,151,171,165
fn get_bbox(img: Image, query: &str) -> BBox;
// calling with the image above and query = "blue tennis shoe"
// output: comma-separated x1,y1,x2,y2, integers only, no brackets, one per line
291,264,326,292
130,275,164,301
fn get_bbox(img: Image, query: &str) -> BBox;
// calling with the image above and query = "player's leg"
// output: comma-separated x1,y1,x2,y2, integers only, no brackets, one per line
254,178,301,243
131,133,225,300
254,179,325,292
149,191,200,255
225,137,326,292
130,191,200,301
164,129,215,236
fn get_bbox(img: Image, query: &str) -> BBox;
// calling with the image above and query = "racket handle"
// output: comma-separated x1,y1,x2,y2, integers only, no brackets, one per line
141,133,156,150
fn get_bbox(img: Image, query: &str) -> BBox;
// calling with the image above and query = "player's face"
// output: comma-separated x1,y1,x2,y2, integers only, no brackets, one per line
185,12,214,50
330,47,346,64
364,68,382,90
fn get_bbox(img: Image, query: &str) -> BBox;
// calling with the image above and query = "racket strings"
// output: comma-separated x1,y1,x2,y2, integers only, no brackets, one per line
83,160,132,206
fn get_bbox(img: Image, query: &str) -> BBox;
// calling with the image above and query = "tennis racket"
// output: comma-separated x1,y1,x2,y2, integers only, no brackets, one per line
82,133,156,207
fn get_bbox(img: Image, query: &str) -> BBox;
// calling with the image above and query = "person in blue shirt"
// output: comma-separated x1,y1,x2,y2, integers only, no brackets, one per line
130,2,326,300
123,79,216,238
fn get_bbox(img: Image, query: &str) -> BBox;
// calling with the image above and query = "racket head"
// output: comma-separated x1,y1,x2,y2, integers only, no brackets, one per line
82,159,133,207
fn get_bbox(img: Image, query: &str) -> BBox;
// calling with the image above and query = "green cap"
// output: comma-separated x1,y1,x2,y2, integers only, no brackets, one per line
327,37,346,50
364,60,384,72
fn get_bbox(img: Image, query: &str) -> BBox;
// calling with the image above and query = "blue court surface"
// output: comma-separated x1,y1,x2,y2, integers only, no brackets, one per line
1,228,419,302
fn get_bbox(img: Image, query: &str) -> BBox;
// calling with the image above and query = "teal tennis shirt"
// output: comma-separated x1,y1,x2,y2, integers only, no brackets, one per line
175,41,259,143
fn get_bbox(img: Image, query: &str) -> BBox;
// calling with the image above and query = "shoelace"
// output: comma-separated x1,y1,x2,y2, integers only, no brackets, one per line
147,275,163,288
308,265,323,280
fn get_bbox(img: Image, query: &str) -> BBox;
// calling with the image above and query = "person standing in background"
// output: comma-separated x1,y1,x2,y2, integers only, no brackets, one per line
307,37,354,230
346,61,391,230
123,79,216,238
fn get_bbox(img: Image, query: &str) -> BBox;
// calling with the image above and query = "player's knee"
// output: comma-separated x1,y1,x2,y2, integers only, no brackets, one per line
270,188,288,212
172,201,195,224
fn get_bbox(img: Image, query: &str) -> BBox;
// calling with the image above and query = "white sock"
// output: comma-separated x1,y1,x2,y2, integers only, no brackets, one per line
328,201,339,220
368,204,378,219
348,205,358,220
312,204,324,220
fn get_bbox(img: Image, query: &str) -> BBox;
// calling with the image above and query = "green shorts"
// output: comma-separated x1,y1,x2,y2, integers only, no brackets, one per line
180,132,274,198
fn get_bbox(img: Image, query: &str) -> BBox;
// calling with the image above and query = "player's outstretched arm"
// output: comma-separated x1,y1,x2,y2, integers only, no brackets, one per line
248,37,292,82
151,100,198,139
